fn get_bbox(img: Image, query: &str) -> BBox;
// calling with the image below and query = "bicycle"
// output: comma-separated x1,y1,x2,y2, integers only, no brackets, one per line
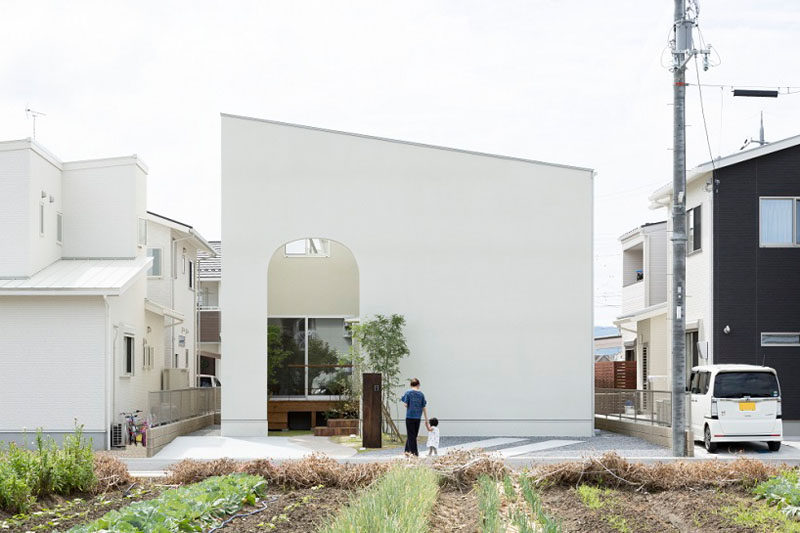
120,410,148,446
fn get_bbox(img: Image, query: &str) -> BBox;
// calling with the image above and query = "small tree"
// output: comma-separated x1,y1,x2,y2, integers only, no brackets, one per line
353,314,410,411
267,324,292,395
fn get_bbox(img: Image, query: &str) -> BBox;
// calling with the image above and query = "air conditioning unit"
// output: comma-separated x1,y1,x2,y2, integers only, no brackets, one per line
110,423,125,448
162,368,190,390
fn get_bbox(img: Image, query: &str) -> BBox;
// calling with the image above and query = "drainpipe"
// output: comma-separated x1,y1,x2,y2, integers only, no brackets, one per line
105,295,120,450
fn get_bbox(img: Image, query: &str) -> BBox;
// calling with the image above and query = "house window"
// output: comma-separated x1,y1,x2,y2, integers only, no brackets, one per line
56,212,63,244
761,332,800,346
142,339,154,369
760,198,794,246
147,248,163,277
284,238,330,257
687,205,701,252
123,335,134,375
188,260,194,289
138,218,147,246
39,202,45,236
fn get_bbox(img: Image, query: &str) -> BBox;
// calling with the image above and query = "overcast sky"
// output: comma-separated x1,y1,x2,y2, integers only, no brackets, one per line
2,1,799,325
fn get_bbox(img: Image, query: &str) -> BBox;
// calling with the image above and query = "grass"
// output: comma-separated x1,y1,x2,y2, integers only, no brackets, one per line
476,474,560,533
720,501,800,532
267,430,314,437
330,432,415,453
319,466,439,533
576,484,631,533
66,474,266,532
0,428,96,514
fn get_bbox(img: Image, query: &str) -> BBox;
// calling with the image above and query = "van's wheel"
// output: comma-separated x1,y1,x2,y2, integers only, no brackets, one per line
768,441,781,452
704,426,717,453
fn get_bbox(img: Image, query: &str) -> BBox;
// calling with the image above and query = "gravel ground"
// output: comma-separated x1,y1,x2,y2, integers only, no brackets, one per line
357,430,671,458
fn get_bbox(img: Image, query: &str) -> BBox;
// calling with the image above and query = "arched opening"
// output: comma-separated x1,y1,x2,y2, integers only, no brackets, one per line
266,238,359,431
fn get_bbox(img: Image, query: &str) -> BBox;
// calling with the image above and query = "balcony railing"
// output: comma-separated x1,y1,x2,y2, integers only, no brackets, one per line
148,387,220,427
621,280,645,314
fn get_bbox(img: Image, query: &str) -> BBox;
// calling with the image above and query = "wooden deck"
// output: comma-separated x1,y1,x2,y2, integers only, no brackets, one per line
268,399,340,430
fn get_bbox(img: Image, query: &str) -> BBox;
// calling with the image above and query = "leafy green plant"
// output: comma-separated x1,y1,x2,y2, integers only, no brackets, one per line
477,475,503,533
754,471,800,517
66,473,266,532
320,466,438,533
720,502,800,532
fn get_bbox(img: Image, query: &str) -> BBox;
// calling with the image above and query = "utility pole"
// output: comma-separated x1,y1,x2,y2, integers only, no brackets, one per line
670,0,713,456
671,0,690,457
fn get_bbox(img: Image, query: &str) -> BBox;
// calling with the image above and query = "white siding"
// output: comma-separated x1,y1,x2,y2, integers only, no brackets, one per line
109,275,162,417
621,281,645,314
62,160,146,259
0,296,106,432
0,147,30,277
221,116,594,437
647,230,668,305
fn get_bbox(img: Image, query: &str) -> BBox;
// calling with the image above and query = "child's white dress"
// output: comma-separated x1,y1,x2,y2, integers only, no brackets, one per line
426,426,440,450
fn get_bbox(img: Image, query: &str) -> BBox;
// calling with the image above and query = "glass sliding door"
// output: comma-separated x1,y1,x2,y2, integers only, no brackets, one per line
268,316,352,398
267,317,305,396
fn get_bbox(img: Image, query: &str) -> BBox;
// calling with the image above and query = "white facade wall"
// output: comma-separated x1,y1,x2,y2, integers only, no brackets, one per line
0,142,64,278
172,241,199,381
109,275,162,419
0,296,107,442
221,115,594,437
62,159,146,259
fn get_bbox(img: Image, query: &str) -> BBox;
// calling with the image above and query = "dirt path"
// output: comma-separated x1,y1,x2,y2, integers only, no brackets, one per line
428,488,480,533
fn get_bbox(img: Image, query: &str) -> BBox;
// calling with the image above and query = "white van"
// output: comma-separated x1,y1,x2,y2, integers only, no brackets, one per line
689,364,782,452
197,374,221,388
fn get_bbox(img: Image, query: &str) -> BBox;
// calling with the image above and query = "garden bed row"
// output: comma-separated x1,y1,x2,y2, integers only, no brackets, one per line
4,432,800,533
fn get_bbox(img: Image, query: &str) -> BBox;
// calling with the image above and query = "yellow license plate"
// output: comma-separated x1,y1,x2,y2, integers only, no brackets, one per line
739,402,756,411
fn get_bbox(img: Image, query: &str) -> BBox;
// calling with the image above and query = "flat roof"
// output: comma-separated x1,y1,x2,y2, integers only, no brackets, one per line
221,113,595,174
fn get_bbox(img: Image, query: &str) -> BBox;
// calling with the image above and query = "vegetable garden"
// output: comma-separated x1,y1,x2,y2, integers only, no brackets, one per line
3,432,800,532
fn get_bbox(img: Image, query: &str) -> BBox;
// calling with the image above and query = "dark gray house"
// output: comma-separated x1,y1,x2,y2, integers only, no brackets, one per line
650,134,800,435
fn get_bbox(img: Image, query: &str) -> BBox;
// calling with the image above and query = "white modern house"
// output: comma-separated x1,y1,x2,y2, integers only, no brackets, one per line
0,138,212,449
146,212,216,387
614,221,670,390
220,114,595,437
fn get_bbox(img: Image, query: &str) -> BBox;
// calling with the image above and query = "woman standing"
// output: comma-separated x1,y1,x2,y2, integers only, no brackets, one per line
400,378,430,456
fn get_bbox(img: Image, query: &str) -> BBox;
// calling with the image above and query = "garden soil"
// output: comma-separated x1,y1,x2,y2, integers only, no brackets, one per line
213,487,354,532
0,483,162,533
540,485,774,533
428,488,480,532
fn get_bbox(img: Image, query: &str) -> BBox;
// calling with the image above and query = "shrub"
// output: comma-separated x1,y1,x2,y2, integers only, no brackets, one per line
319,466,439,533
0,427,97,513
754,471,800,517
67,473,266,532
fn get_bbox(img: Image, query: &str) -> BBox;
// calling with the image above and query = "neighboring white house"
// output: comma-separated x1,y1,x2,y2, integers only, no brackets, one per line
146,212,216,387
0,138,212,449
197,241,222,378
220,114,595,437
614,221,670,391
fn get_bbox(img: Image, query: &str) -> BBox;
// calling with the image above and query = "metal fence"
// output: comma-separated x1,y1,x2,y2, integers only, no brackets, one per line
595,388,674,427
148,387,221,427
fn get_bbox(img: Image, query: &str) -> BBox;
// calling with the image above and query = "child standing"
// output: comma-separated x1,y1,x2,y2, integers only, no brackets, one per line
426,418,440,456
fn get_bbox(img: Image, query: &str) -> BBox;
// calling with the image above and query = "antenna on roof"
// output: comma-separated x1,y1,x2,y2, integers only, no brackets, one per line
739,111,768,151
25,106,46,140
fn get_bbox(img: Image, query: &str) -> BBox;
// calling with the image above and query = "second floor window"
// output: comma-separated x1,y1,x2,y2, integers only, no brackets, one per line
138,218,147,247
147,248,163,277
688,205,701,252
760,198,796,246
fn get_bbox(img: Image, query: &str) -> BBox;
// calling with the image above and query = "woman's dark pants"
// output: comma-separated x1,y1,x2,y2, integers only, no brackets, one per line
405,418,421,456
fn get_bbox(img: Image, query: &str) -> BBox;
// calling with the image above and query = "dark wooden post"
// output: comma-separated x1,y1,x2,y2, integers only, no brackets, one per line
362,373,382,448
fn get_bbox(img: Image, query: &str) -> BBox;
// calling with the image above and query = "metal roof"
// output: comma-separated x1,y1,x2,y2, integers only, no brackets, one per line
0,257,150,295
198,241,222,280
